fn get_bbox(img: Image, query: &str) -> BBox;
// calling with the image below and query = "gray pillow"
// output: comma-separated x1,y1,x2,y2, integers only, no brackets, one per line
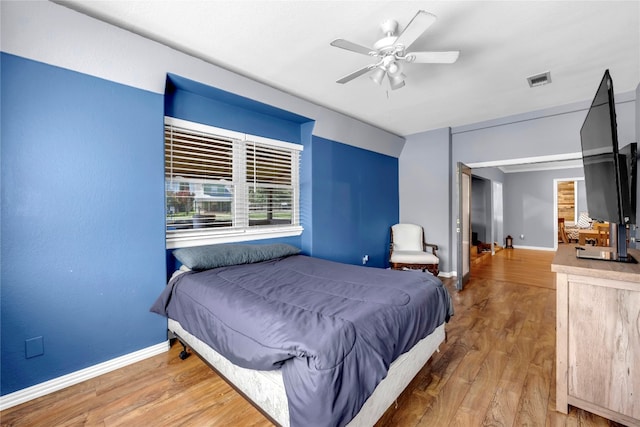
173,243,301,271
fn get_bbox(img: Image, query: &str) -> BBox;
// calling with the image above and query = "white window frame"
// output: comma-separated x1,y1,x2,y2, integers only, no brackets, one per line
165,117,303,249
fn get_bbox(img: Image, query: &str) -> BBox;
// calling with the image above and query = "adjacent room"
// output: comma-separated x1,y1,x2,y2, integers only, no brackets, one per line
1,1,638,426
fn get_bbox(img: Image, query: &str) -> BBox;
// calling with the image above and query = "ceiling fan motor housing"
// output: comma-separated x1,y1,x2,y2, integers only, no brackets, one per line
380,19,399,36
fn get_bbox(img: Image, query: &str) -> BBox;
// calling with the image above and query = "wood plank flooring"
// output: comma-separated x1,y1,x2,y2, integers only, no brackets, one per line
1,248,624,426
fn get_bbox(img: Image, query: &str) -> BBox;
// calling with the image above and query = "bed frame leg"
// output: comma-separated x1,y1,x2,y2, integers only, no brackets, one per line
178,341,191,360
167,329,191,360
169,330,191,360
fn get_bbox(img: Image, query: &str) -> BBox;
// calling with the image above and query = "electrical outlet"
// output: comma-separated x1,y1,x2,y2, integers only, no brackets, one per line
520,234,525,240
25,336,44,359
362,255,369,265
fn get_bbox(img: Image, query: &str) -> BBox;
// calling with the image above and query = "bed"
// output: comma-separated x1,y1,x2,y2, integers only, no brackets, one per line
151,243,453,427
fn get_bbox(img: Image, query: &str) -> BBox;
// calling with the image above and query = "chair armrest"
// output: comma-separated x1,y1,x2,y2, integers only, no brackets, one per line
424,243,438,250
424,242,438,256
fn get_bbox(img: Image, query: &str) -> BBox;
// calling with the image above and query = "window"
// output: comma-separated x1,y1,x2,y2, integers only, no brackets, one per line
165,117,303,248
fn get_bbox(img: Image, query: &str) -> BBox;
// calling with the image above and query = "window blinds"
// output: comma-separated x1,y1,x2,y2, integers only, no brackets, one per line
164,117,301,245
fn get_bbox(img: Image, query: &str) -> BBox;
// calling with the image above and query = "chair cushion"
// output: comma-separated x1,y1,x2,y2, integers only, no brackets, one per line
390,250,439,264
391,224,423,251
577,212,592,228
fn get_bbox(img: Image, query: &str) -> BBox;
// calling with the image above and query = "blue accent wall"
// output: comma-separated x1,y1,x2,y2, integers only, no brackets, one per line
0,53,167,394
311,136,399,268
165,74,310,144
0,57,400,396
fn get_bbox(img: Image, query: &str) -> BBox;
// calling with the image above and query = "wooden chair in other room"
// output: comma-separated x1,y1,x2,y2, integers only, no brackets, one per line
558,218,569,243
596,229,609,247
389,223,439,276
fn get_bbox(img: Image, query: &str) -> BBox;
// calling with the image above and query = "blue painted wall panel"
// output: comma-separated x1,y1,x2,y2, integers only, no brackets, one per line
0,56,400,396
165,75,309,144
1,53,167,394
311,136,399,268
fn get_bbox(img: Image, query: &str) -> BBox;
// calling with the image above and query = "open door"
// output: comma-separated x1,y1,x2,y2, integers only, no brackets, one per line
457,163,471,290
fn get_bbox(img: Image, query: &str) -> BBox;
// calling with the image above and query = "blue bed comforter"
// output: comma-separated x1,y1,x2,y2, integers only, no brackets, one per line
150,255,452,427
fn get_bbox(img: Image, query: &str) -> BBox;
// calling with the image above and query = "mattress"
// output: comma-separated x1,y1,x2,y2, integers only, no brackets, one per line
168,318,445,426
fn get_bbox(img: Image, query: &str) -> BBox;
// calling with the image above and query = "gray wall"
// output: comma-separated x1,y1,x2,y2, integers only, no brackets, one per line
473,167,506,184
451,94,637,163
504,168,584,249
471,176,491,243
399,128,451,272
576,179,588,218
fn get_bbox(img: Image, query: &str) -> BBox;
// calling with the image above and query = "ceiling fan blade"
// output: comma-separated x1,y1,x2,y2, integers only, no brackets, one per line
336,64,377,84
395,10,437,51
406,51,460,64
330,39,375,56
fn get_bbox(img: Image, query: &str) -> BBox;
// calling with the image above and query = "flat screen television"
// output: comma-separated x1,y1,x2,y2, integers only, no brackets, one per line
579,69,637,262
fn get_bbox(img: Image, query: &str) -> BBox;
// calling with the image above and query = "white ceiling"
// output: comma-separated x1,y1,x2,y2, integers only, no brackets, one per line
57,1,639,137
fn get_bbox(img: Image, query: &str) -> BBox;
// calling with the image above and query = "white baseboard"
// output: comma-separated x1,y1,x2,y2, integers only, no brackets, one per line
511,245,556,251
438,271,457,278
0,341,170,411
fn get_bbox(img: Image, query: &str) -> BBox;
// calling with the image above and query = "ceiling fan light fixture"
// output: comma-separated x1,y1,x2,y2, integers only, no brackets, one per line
370,67,386,85
387,60,402,76
388,73,405,90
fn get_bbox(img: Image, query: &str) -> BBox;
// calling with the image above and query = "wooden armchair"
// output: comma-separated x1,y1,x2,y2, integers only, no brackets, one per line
558,218,569,243
389,223,439,276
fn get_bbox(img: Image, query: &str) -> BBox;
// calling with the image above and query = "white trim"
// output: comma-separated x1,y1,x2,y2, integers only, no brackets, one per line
437,271,457,278
165,116,245,141
166,226,304,249
0,341,170,411
511,245,557,251
250,134,303,152
499,159,583,173
466,152,582,169
164,116,302,151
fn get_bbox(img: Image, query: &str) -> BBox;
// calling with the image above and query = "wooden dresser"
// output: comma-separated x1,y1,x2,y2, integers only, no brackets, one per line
552,245,640,426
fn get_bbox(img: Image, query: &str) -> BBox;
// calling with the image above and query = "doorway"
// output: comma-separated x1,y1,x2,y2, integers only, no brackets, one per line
553,177,585,249
457,163,471,290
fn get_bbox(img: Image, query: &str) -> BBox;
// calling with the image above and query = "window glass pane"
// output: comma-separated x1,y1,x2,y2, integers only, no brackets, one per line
166,180,234,230
249,186,293,226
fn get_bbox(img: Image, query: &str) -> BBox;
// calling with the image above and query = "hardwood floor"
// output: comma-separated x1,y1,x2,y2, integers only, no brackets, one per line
1,248,624,426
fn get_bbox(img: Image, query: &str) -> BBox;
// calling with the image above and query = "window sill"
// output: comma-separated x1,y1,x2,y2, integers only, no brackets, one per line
166,226,303,249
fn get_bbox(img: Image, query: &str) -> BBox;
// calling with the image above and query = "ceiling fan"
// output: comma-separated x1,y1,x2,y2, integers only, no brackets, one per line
330,10,460,90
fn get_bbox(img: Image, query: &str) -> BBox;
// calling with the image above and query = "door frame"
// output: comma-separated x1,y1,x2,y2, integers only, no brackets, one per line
457,162,471,290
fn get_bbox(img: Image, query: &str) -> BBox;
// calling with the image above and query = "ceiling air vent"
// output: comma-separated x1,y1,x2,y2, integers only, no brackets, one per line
527,71,552,87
